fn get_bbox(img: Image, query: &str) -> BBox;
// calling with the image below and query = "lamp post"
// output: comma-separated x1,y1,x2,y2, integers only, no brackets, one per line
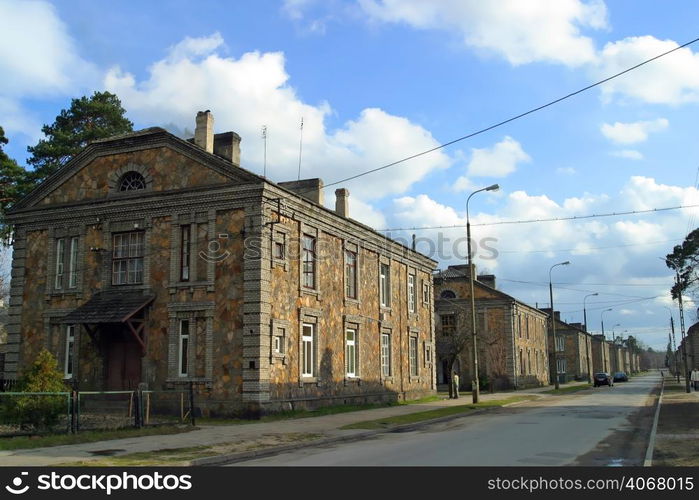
467,183,499,404
582,293,597,384
601,308,612,372
548,261,570,390
583,293,598,332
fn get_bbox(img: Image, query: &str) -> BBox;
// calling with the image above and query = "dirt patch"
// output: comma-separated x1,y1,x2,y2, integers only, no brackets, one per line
652,381,699,466
58,432,324,466
571,384,659,466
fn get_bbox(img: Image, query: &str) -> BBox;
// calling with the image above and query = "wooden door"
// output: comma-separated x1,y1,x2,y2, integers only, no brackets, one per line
106,334,142,390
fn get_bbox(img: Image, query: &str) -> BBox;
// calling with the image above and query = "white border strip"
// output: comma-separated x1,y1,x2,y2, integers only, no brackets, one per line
643,375,665,467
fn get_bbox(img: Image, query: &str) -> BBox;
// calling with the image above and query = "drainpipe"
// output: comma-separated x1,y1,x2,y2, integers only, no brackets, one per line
511,302,518,390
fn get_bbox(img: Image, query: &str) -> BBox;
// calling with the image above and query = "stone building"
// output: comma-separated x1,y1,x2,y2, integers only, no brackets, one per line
434,265,549,391
4,111,436,415
591,334,612,374
547,319,593,383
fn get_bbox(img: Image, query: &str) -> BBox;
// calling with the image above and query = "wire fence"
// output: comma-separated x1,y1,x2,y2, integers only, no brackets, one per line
0,384,197,437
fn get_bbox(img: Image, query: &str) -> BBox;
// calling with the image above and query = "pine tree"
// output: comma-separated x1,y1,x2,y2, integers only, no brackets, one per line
0,126,32,241
26,91,133,182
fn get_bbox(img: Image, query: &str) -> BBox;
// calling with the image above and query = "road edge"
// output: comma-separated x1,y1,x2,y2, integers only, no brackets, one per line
643,376,664,467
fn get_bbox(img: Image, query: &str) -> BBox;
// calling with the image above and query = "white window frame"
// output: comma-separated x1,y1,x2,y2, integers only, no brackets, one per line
557,357,567,374
408,274,416,313
302,322,315,377
381,332,391,377
178,319,190,377
55,238,65,289
380,263,391,307
64,324,75,378
345,328,357,378
409,336,418,377
273,327,286,355
68,236,79,289
345,250,358,300
422,280,430,304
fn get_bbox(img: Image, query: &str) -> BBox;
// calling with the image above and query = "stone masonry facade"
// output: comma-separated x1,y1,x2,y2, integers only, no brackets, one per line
5,112,436,415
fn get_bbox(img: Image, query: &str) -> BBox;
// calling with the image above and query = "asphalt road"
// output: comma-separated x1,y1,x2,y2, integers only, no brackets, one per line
234,374,659,466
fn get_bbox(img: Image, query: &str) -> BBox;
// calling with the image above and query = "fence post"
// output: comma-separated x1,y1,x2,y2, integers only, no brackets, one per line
133,389,141,428
70,390,78,434
189,381,196,427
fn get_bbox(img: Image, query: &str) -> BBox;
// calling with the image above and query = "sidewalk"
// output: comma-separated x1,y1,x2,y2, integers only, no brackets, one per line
0,381,590,466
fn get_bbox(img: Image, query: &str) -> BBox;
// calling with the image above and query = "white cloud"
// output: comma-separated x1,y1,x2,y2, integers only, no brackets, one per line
611,150,643,160
465,136,530,178
600,118,668,144
0,0,96,98
594,36,699,104
105,33,450,201
358,0,607,67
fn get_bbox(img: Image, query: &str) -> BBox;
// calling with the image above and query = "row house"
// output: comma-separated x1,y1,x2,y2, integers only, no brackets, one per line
590,334,612,374
434,265,549,390
4,111,436,415
546,318,593,383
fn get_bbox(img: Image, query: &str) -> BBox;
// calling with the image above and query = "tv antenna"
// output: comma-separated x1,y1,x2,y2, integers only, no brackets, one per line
297,117,304,181
261,125,267,178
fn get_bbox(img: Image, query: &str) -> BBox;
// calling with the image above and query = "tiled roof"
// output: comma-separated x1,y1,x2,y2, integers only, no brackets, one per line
62,291,155,324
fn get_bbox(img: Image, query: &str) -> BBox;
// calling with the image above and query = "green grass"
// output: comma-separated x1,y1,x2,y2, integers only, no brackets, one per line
340,395,538,430
397,395,444,405
0,425,194,451
542,385,591,395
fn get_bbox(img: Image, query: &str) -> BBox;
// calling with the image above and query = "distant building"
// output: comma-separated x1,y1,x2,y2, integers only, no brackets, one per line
434,265,549,391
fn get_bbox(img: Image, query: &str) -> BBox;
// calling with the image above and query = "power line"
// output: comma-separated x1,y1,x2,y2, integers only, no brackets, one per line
496,238,683,255
313,35,699,192
377,204,699,231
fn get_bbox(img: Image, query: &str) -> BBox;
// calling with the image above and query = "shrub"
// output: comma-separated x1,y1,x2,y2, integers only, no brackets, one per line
1,349,69,431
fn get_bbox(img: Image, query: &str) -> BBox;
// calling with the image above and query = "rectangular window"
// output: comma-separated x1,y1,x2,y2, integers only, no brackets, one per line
441,314,456,336
556,336,565,352
557,358,567,374
526,317,530,339
274,327,285,354
424,342,432,365
381,333,391,377
380,263,391,307
409,336,418,377
64,324,75,378
178,319,190,377
301,235,316,289
518,315,522,338
527,350,531,374
302,323,314,377
345,328,357,377
180,225,191,281
345,250,357,299
55,238,65,289
408,274,416,313
520,349,525,375
112,231,144,285
422,281,430,304
68,237,79,288
274,234,285,260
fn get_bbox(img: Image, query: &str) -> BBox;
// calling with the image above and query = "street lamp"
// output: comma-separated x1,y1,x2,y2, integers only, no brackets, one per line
583,293,598,332
600,308,613,373
467,183,499,404
582,292,598,384
548,260,570,390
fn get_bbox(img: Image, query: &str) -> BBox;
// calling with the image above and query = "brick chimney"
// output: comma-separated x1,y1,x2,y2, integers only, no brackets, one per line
278,178,324,205
213,132,241,166
335,188,349,217
195,110,214,153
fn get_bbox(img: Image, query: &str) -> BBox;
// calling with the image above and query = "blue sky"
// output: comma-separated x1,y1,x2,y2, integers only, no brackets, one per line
2,0,699,350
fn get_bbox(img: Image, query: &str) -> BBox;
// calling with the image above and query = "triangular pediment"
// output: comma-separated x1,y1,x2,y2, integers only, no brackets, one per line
11,128,261,211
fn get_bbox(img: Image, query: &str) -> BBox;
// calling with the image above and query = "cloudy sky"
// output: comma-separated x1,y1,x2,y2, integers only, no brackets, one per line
2,0,699,350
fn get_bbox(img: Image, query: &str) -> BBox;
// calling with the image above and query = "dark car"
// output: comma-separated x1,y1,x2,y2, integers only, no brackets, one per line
593,372,614,387
613,371,628,382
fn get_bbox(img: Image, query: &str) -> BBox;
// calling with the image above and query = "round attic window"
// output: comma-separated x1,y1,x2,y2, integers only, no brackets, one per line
118,171,146,191
440,290,456,299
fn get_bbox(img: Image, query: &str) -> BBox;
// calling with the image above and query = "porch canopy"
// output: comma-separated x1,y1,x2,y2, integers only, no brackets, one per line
62,291,155,354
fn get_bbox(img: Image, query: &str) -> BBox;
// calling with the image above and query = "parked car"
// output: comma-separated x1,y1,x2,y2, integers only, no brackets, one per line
593,372,614,387
613,371,629,382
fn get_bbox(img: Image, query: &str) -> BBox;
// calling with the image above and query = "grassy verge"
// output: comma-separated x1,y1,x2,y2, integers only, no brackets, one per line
340,395,539,430
0,425,193,451
542,385,591,395
652,380,699,466
58,432,323,466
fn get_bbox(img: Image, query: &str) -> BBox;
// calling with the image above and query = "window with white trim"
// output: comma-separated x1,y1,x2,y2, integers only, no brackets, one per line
273,327,285,355
422,281,430,304
424,342,432,366
556,336,565,352
55,238,65,289
381,332,391,377
178,319,190,377
557,357,567,374
64,324,75,378
302,323,314,377
345,328,357,377
301,235,316,289
409,336,418,377
345,250,358,299
380,263,391,307
112,231,145,285
408,274,416,313
68,237,79,288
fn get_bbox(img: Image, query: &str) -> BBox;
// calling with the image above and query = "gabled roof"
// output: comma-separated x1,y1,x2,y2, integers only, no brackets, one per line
61,291,155,324
9,127,265,212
